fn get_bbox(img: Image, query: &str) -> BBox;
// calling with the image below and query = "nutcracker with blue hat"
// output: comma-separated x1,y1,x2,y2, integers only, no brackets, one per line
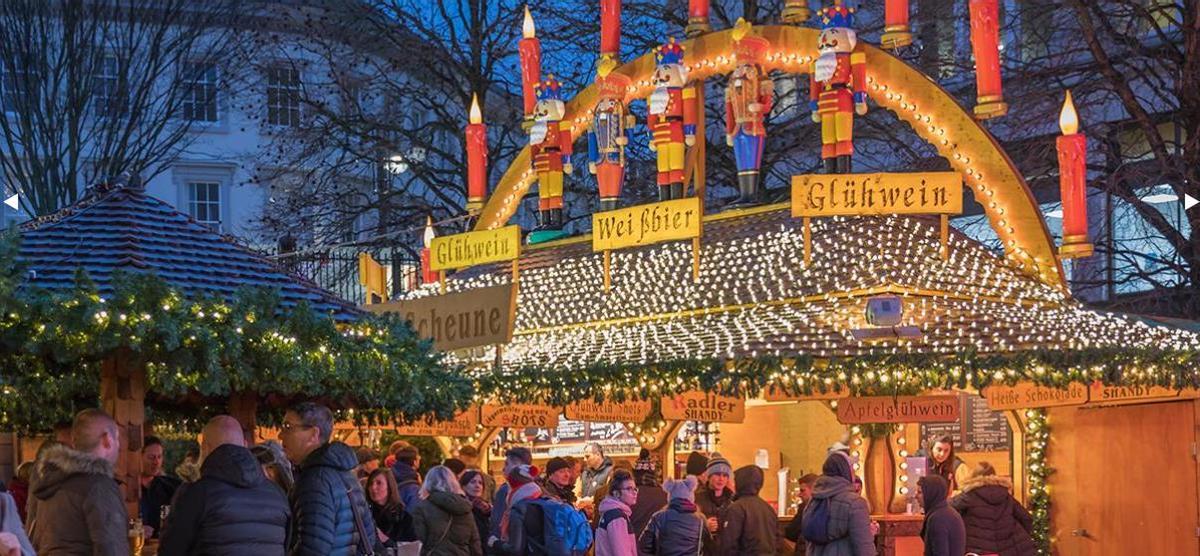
647,37,697,201
530,75,574,230
588,57,635,212
809,0,868,174
725,18,774,205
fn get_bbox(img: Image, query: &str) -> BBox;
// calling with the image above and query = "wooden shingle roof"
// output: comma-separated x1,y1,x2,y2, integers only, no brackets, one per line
18,183,360,320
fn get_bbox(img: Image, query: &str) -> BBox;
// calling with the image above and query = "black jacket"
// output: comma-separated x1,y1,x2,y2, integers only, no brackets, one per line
159,444,290,556
919,476,965,556
638,499,707,556
289,442,379,556
411,491,483,556
141,474,182,537
370,500,415,545
629,478,668,538
949,476,1036,556
718,466,781,556
783,500,808,556
694,484,733,556
494,496,548,556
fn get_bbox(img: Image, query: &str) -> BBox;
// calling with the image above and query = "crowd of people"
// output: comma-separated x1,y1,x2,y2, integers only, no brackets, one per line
0,408,1039,556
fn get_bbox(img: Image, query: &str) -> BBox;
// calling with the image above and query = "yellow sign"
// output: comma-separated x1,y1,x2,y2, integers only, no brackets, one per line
429,225,520,271
564,399,653,423
660,392,745,423
364,285,514,351
1085,382,1199,407
763,384,846,403
358,253,387,304
481,404,560,429
394,409,480,437
836,395,960,424
791,172,963,217
592,197,701,252
982,382,1089,410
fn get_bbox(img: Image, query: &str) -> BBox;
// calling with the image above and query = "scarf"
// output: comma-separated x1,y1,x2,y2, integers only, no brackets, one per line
500,481,543,541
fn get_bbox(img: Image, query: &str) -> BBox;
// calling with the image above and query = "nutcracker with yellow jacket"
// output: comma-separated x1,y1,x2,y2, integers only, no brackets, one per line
530,76,574,230
810,0,868,174
647,38,697,201
725,19,774,204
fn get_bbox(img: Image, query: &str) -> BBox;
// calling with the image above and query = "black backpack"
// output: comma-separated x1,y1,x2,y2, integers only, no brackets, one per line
801,497,835,545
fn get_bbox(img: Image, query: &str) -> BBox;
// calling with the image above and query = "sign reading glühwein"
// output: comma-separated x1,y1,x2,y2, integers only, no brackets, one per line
791,172,963,217
363,285,513,351
593,197,702,252
836,395,960,424
564,399,653,423
429,225,521,271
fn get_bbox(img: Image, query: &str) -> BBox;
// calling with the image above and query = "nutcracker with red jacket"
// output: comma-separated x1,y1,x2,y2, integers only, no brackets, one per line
725,19,774,204
530,75,573,230
810,0,868,174
647,38,697,201
588,58,635,212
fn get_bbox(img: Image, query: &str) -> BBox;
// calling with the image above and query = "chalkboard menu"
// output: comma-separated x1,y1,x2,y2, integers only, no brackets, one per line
920,393,1012,453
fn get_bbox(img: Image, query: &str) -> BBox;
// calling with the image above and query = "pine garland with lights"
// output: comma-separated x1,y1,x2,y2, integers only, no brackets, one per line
0,234,471,432
1024,409,1051,554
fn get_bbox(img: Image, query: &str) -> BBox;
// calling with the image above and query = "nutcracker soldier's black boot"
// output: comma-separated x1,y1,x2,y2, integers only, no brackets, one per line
737,172,760,205
824,157,837,174
658,184,671,202
670,182,685,200
836,155,852,174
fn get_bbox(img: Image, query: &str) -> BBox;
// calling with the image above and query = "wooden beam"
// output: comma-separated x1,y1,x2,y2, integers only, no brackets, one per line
228,391,259,446
101,350,145,517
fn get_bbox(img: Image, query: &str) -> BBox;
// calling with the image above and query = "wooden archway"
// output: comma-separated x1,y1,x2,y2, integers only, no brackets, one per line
472,25,1065,287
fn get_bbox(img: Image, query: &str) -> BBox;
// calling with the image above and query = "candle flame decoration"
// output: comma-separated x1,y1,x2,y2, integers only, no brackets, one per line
423,215,435,248
1059,90,1078,135
469,94,482,124
523,5,536,39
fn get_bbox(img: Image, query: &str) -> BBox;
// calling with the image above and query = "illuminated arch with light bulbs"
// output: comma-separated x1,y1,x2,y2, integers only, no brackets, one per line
473,25,1065,287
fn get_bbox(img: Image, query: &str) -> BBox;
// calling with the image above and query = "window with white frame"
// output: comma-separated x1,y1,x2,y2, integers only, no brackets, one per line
266,66,301,126
186,181,222,229
182,62,219,122
93,54,126,118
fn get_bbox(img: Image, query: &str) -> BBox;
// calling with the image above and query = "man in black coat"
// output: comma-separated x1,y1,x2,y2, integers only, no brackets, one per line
160,415,290,555
719,465,782,555
919,475,966,556
282,402,380,556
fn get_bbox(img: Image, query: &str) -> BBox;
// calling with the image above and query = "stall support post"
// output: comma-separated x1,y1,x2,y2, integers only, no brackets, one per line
863,433,898,515
100,349,145,517
228,391,259,446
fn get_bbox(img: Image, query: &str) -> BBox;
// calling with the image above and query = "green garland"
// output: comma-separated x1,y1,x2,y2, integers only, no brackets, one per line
476,348,1200,406
1024,409,1051,554
0,234,472,432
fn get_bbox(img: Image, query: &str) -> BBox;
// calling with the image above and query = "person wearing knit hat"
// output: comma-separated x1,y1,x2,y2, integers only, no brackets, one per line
686,451,710,478
705,452,733,478
640,476,708,555
696,453,734,555
543,457,578,504
629,449,667,537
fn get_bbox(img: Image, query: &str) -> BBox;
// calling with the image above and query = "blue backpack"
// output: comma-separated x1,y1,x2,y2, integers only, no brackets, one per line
531,498,593,555
801,497,835,545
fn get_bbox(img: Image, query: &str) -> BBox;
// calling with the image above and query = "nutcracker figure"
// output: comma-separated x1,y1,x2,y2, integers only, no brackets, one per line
810,0,868,174
530,76,573,230
725,19,774,204
588,57,635,211
648,38,697,201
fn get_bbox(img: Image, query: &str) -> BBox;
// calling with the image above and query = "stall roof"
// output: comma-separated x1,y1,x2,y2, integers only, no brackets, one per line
422,205,1200,371
17,183,360,320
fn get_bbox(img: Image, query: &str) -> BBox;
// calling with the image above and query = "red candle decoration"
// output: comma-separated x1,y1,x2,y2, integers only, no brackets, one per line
969,0,1007,118
600,0,621,59
465,94,488,212
518,6,542,118
420,216,439,284
881,0,912,49
686,0,710,37
1056,90,1092,258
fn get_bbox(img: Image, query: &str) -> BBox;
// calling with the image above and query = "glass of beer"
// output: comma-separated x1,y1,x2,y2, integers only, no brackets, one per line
129,518,145,555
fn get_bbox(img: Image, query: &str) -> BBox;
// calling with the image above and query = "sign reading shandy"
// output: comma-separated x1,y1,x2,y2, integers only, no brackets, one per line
429,225,520,271
593,197,701,251
660,392,745,423
792,172,963,217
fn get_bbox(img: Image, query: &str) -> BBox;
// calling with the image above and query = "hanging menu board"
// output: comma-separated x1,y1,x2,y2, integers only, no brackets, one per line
920,393,1012,453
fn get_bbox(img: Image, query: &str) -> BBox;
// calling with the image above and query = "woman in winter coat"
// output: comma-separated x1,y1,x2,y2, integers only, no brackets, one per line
411,466,483,556
803,451,876,556
367,468,415,546
950,462,1036,556
595,469,639,556
638,476,707,556
918,475,965,556
459,469,492,552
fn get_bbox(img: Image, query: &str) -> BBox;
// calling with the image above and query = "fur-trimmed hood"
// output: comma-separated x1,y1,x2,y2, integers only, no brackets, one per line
960,474,1012,494
34,445,115,500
